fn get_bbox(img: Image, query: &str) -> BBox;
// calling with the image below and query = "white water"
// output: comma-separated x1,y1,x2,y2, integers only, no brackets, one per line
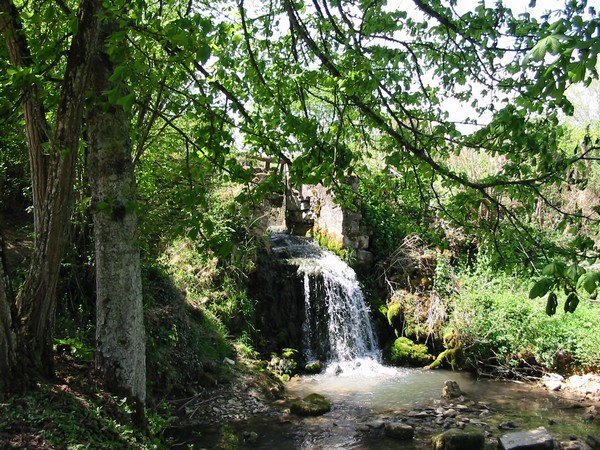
274,235,380,366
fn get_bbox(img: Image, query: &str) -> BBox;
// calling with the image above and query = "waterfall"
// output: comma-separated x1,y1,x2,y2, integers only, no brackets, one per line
271,233,380,366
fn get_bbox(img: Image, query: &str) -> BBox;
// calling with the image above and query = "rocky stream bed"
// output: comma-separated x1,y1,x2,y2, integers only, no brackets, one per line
166,366,600,450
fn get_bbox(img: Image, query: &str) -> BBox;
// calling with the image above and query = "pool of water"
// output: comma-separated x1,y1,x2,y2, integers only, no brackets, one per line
286,358,472,411
173,363,599,449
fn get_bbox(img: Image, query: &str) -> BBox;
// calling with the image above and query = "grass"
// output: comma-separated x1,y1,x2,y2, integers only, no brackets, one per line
448,267,600,374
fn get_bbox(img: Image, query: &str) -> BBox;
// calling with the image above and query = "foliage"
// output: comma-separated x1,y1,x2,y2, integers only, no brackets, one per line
359,171,437,258
142,263,234,397
267,348,299,381
159,235,257,338
529,261,599,315
0,362,171,449
449,265,600,374
2,0,600,410
54,337,94,363
0,121,29,213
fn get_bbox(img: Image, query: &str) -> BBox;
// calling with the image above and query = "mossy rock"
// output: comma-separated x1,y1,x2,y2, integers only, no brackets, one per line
386,302,404,332
390,337,433,366
289,393,331,416
428,328,462,370
432,428,485,450
304,360,322,374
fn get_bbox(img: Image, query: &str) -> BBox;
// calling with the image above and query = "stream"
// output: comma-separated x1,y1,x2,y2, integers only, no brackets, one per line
171,235,599,448
174,363,599,449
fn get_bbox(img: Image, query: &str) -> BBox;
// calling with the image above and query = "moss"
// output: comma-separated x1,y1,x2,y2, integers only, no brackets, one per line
390,337,433,366
304,360,322,374
427,328,462,370
432,428,485,450
290,393,331,416
387,302,403,330
310,227,348,259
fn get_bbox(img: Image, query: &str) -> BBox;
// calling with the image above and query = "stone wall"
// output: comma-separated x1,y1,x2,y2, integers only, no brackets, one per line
285,177,373,268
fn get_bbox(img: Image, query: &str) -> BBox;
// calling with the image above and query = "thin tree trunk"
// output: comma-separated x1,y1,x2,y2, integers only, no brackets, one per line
0,0,49,234
0,0,102,383
86,22,146,422
0,233,24,393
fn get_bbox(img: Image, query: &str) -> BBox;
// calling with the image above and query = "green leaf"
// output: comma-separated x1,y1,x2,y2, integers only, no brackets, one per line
564,292,579,313
542,261,565,277
529,277,552,299
116,92,136,112
578,272,599,295
565,264,585,282
528,34,565,61
196,44,211,63
545,292,558,316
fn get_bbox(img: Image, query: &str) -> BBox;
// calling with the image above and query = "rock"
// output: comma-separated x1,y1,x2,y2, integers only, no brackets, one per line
366,420,385,429
587,435,600,450
442,380,463,399
560,440,591,450
407,409,432,418
289,393,331,416
304,360,322,374
390,337,434,366
243,431,258,444
384,422,414,440
432,427,485,450
587,405,599,417
499,426,556,450
499,421,520,430
223,357,235,365
443,408,458,418
543,377,564,392
568,375,589,389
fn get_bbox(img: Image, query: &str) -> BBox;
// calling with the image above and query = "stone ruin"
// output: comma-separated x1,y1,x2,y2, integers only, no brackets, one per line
267,176,373,268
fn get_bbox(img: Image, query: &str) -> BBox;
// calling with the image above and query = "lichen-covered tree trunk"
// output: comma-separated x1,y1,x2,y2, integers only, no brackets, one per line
86,22,146,419
0,0,102,384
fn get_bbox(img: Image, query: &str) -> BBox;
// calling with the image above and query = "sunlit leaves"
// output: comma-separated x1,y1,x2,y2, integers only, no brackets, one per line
528,34,569,61
529,259,597,315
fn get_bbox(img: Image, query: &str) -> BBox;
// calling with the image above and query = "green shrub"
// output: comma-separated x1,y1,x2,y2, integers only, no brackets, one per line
449,266,600,373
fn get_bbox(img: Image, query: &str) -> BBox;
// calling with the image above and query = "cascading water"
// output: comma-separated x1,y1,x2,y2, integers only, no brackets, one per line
270,233,380,369
298,252,379,363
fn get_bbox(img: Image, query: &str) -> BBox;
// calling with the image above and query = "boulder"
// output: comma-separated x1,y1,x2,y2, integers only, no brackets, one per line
432,427,485,450
289,393,331,416
390,337,434,366
442,380,463,399
499,426,556,450
384,422,414,440
560,440,591,450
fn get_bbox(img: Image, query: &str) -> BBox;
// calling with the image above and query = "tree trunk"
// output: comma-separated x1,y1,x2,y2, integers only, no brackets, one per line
0,233,25,394
0,0,102,386
86,22,146,421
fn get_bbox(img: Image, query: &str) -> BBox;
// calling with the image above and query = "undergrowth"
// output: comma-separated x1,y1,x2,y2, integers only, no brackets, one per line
449,265,600,375
0,357,171,449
